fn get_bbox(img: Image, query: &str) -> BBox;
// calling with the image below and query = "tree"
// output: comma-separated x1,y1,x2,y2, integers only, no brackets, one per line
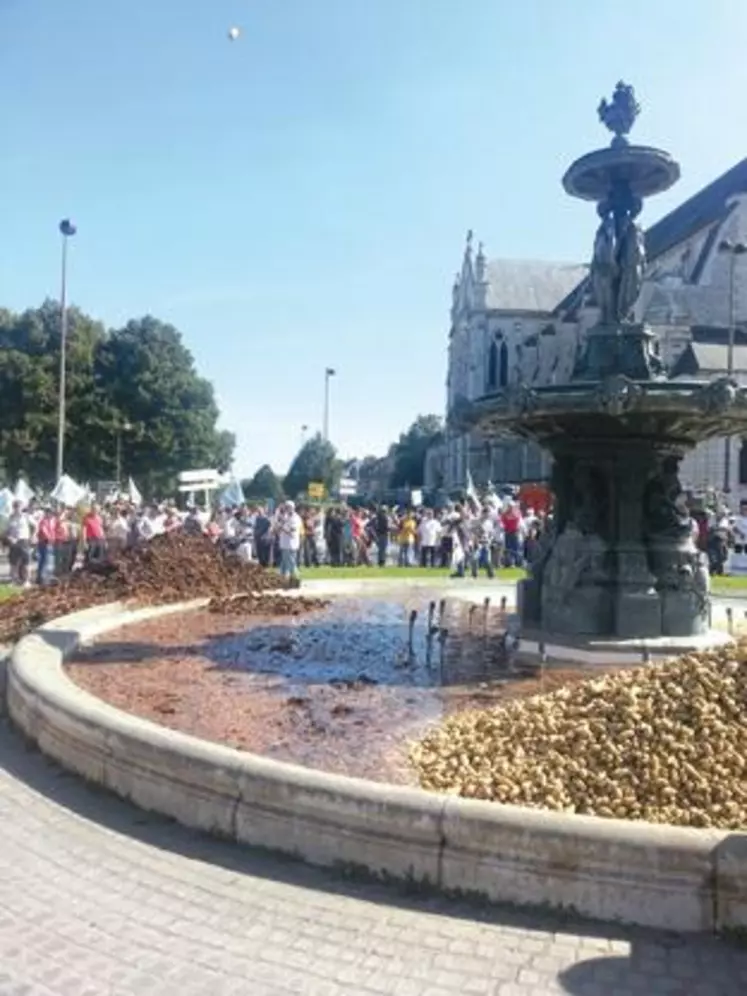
356,453,393,499
243,464,285,503
0,301,108,483
283,433,338,498
0,304,235,494
389,414,444,488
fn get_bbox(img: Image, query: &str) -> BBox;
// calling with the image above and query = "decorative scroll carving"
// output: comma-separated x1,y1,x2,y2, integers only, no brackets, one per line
697,377,738,415
594,374,642,415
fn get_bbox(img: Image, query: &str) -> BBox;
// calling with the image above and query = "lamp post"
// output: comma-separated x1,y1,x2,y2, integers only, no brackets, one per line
323,367,336,442
717,238,747,495
56,219,77,481
116,421,133,487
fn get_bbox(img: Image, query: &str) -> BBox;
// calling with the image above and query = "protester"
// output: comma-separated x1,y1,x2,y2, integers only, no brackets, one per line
82,502,107,565
276,500,303,579
4,500,33,586
35,507,57,585
418,508,441,567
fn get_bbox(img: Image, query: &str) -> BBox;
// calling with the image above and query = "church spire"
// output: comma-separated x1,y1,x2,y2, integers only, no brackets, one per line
461,229,475,284
475,241,486,283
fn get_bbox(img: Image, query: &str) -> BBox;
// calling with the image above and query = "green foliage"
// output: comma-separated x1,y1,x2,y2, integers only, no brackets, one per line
389,414,444,488
0,302,234,495
356,453,393,499
242,464,285,502
283,433,338,498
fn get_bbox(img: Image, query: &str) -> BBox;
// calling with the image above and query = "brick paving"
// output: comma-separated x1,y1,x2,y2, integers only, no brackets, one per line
0,721,745,995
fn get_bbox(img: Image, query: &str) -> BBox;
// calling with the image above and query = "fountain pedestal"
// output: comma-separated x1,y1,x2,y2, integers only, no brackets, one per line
520,437,709,639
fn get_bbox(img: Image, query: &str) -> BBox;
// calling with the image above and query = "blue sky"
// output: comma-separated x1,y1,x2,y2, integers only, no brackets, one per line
1,1,746,478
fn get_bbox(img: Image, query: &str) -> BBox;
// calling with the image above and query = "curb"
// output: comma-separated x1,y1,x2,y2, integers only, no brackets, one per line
5,599,747,935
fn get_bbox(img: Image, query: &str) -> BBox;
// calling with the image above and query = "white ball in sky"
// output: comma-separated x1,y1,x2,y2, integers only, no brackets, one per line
228,26,240,41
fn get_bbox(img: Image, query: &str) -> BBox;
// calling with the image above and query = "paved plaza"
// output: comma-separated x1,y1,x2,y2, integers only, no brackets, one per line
0,721,745,996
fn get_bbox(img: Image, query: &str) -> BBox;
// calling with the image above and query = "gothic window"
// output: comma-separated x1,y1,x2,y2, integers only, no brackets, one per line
499,341,509,387
739,441,747,485
487,341,498,389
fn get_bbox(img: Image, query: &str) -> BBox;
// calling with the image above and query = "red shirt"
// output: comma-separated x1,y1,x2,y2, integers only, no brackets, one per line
501,510,521,535
83,513,105,541
55,518,70,543
37,517,56,544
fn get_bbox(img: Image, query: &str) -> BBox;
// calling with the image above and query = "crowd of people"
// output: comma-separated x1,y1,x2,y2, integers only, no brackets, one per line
1,495,545,586
3,490,745,587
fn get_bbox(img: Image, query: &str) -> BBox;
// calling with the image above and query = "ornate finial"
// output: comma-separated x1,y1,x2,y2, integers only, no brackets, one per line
465,229,473,251
475,241,486,282
597,82,640,145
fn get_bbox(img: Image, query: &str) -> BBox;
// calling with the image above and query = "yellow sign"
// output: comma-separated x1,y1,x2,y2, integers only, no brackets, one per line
308,481,325,499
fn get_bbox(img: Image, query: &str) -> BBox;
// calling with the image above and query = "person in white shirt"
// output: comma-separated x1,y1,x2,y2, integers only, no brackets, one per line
106,508,131,557
470,506,496,578
137,506,164,542
729,501,747,575
4,501,33,585
417,509,441,567
277,500,303,579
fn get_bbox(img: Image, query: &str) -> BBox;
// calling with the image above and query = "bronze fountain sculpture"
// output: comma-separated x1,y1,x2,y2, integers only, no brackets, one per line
452,83,747,639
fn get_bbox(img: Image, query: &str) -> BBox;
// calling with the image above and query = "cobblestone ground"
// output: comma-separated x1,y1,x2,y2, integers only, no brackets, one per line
0,721,745,996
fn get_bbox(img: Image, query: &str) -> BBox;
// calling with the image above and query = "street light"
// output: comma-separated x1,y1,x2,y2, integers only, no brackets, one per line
717,238,747,494
116,421,133,487
56,218,77,481
323,367,336,442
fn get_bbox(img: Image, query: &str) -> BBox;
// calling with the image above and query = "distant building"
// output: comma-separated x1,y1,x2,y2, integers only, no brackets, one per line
441,160,747,503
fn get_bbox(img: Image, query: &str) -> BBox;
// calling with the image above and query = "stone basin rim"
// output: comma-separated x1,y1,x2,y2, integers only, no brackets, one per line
4,594,746,934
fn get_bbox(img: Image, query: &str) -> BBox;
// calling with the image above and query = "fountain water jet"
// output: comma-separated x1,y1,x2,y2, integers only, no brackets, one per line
453,83,747,640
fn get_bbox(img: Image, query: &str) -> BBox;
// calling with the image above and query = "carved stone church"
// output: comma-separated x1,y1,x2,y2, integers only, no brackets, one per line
434,159,747,504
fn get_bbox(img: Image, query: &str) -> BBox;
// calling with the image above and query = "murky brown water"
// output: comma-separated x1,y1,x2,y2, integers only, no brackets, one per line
67,591,617,784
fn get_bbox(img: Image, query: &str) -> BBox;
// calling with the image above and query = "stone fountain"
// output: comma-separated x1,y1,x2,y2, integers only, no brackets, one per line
453,83,747,641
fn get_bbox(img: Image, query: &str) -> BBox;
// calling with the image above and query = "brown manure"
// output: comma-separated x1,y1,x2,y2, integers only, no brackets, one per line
0,532,304,644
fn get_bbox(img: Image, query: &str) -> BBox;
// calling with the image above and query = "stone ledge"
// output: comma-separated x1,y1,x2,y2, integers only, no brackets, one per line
5,600,746,934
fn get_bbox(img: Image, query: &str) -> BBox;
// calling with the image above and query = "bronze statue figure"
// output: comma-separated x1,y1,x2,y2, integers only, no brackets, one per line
616,217,647,322
591,213,618,323
643,456,692,542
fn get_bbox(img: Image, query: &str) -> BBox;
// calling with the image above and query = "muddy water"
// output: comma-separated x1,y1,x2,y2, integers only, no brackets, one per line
68,590,600,785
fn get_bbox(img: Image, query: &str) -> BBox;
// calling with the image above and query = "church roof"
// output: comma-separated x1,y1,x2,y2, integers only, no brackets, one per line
552,159,747,318
671,341,747,377
645,158,747,261
485,259,589,313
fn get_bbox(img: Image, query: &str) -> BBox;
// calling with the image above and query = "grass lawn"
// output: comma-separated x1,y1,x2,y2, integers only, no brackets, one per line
299,565,525,581
709,574,747,594
0,584,16,601
297,564,747,594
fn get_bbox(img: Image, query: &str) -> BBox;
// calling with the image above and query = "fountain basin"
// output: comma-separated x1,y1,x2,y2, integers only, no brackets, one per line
6,596,747,934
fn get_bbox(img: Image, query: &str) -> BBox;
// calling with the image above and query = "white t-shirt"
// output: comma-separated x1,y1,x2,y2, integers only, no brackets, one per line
474,517,495,544
279,513,303,551
419,518,441,547
109,515,130,542
138,515,161,540
6,512,31,543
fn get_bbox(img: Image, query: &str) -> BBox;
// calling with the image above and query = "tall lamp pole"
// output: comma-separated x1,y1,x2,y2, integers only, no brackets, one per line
323,367,336,442
56,219,77,481
718,238,747,496
116,421,133,487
